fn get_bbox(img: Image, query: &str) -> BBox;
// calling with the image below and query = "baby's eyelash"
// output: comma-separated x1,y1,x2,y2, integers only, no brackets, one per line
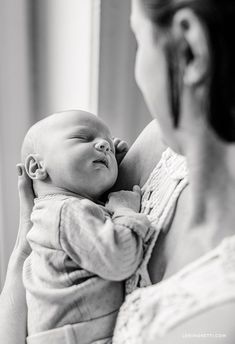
70,136,87,141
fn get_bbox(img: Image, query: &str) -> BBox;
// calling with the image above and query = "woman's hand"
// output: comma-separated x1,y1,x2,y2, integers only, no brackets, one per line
0,164,34,344
13,163,34,258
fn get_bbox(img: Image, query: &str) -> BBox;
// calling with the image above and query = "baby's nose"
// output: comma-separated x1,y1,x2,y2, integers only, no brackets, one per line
95,139,110,152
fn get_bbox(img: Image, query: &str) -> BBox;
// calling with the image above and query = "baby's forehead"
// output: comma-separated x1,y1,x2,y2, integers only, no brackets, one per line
52,112,111,136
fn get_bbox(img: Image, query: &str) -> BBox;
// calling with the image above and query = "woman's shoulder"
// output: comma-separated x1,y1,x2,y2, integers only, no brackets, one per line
113,234,235,344
154,301,235,344
158,234,235,342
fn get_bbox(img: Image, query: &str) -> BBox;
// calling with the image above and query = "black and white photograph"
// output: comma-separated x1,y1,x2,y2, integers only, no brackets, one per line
0,1,235,343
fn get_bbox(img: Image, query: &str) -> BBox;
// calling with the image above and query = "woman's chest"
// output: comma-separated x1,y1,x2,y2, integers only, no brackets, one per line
148,227,211,284
148,185,192,283
148,231,168,283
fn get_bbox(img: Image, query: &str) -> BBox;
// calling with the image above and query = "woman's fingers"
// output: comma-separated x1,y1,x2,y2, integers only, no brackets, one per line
17,164,34,219
15,163,34,256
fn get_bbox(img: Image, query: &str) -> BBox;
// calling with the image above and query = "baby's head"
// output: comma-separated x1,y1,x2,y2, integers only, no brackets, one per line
21,110,118,200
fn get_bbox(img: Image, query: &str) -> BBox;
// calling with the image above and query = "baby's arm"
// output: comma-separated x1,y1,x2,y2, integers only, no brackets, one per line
59,196,151,281
106,185,149,240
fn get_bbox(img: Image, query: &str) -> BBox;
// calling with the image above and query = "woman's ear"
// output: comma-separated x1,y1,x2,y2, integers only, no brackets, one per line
25,154,48,180
171,8,210,86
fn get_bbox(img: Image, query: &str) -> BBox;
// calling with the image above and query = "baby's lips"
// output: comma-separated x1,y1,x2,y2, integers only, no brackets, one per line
93,156,109,168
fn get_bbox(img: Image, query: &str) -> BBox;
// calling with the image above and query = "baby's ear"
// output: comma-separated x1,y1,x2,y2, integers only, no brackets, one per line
25,154,48,180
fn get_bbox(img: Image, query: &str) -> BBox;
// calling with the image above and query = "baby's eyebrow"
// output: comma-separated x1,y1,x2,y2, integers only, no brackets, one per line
70,126,91,135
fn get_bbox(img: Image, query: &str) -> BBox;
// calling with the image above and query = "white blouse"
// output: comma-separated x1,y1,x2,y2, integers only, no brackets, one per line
125,147,188,294
113,148,235,343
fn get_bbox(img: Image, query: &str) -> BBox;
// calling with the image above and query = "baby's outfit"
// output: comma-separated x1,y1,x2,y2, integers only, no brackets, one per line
23,194,151,344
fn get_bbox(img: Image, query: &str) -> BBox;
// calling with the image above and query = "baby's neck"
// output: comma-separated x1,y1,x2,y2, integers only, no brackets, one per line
34,180,82,200
34,180,102,203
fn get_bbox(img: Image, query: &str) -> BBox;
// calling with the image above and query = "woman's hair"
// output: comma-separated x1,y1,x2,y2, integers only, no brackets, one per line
140,0,235,142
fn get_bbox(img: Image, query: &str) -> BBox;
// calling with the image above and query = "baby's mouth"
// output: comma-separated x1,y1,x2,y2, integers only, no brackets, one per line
93,156,109,168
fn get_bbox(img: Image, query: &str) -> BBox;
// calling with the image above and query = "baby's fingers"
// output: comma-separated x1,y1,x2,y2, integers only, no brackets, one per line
113,138,128,151
113,137,121,146
116,140,128,152
132,185,141,194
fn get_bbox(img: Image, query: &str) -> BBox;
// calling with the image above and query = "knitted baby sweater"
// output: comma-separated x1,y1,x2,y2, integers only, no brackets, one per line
23,194,151,343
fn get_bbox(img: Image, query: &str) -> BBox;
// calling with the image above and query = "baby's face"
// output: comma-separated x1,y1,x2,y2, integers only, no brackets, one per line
41,111,118,200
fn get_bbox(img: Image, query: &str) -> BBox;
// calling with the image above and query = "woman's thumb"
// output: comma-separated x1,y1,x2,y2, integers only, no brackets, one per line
17,163,34,218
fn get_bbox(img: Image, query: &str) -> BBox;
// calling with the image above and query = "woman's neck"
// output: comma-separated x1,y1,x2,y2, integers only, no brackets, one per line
161,126,235,280
184,126,235,247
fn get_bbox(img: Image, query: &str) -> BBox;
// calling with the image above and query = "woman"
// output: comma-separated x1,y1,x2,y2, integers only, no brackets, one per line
113,0,235,342
1,0,235,343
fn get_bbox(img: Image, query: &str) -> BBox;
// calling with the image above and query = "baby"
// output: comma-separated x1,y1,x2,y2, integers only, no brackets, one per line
22,110,151,344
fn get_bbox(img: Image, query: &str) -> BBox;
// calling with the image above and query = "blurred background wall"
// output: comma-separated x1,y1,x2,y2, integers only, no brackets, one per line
0,0,151,289
98,0,150,143
0,0,33,288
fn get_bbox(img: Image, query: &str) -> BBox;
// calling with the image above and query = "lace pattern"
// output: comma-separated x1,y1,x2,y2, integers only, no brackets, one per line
114,235,235,343
125,148,188,294
113,148,235,343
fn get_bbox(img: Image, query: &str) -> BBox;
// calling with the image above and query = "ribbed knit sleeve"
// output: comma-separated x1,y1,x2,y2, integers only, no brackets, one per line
112,208,152,241
59,198,151,281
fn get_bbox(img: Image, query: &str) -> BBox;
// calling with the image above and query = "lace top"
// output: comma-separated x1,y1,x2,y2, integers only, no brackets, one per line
113,148,235,343
125,147,188,293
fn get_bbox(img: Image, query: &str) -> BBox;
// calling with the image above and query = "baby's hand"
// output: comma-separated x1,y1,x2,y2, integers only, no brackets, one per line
106,185,141,213
113,137,129,164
